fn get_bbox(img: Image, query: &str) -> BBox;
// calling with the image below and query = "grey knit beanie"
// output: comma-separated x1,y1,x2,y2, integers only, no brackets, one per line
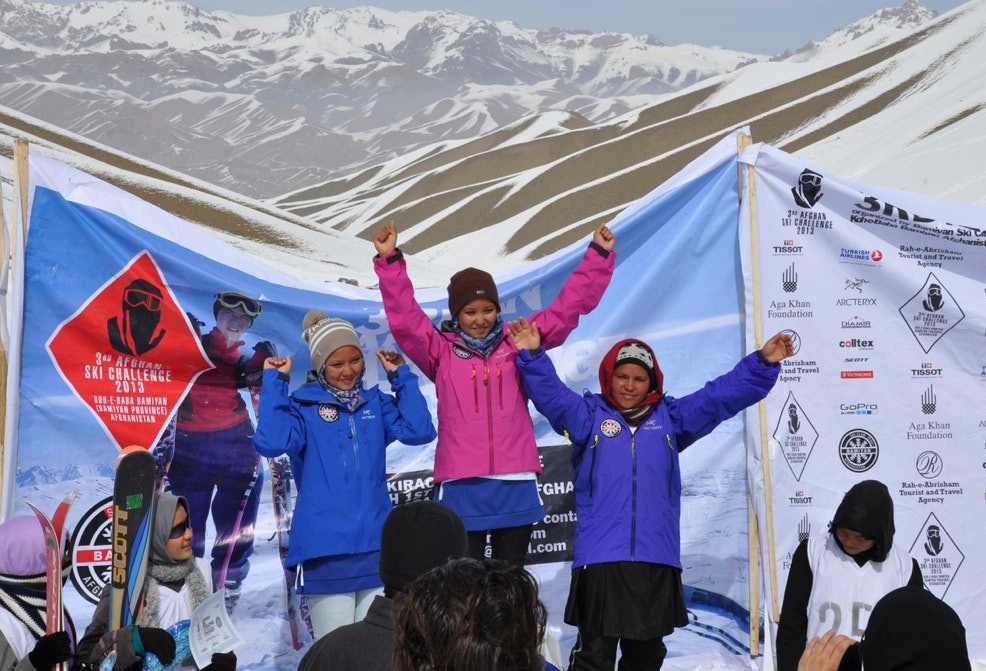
302,309,361,371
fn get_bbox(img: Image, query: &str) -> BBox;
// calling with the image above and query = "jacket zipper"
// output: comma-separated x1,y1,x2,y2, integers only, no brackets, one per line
587,435,600,498
496,364,503,410
471,365,479,413
484,362,495,472
351,414,362,546
666,434,675,499
630,432,638,561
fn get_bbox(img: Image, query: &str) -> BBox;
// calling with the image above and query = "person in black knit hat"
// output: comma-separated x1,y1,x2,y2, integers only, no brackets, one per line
297,501,468,671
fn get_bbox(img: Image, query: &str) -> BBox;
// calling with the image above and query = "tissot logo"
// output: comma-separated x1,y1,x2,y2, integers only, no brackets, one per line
773,240,803,254
911,363,943,377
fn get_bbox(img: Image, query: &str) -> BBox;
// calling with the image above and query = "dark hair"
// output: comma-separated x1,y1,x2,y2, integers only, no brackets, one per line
393,557,547,671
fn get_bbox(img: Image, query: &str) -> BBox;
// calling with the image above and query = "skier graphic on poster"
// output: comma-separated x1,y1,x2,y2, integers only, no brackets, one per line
164,290,275,608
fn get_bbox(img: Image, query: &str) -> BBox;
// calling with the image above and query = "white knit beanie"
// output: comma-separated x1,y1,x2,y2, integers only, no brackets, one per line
302,309,361,371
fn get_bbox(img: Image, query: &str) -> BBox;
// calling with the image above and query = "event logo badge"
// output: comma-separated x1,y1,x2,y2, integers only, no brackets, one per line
46,252,213,450
898,273,964,353
69,496,114,604
318,404,340,423
599,419,622,438
838,428,878,473
791,169,824,209
909,513,963,598
773,392,818,481
452,345,474,359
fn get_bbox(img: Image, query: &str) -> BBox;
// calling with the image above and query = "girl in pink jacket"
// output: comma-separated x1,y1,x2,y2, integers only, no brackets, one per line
373,222,615,564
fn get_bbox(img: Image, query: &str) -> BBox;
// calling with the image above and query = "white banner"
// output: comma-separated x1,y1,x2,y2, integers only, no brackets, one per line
740,143,986,657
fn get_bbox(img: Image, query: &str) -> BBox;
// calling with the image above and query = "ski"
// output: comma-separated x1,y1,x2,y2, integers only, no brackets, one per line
25,490,78,671
110,446,158,630
267,455,307,649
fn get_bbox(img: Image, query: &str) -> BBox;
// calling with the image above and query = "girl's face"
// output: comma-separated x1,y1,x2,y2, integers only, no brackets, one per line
835,527,875,555
323,345,364,390
457,299,498,339
216,306,253,343
166,505,194,562
610,363,651,409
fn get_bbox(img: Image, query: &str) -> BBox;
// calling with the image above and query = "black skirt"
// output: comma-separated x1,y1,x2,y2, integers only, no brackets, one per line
564,562,688,640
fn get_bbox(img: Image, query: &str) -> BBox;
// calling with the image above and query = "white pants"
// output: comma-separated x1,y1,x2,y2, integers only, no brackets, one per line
306,587,383,639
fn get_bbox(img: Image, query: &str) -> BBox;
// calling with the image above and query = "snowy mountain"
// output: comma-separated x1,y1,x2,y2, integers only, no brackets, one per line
0,0,943,198
0,0,765,197
2,0,983,287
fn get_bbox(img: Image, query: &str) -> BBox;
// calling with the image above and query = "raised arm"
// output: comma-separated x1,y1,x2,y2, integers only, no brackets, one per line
511,319,594,446
531,223,616,349
372,223,442,380
252,362,307,458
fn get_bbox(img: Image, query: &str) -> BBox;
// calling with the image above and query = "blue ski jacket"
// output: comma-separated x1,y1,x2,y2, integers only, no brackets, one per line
516,349,779,570
253,365,436,567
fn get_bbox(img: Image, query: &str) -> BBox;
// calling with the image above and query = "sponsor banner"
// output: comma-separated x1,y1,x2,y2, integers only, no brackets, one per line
740,144,986,656
14,133,755,663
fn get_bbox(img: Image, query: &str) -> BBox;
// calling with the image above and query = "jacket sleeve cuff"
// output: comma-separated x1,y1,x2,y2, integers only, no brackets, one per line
588,241,611,258
379,248,404,263
755,349,780,367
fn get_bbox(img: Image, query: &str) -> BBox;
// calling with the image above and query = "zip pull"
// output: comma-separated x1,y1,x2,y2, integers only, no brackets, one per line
666,434,673,451
483,364,489,386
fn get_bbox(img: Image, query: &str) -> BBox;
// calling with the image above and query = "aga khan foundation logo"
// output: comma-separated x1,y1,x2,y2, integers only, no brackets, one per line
46,252,213,450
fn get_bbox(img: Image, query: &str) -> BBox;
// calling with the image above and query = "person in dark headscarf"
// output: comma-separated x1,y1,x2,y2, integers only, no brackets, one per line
73,493,233,671
510,319,793,671
861,586,971,671
776,480,923,671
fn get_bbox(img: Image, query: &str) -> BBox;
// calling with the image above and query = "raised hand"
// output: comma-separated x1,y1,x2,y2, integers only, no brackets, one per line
593,222,615,252
508,317,541,351
374,221,398,257
376,349,406,372
761,331,795,363
264,356,293,373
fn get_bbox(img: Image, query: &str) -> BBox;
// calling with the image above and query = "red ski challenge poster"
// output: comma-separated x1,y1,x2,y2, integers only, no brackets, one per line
47,251,213,451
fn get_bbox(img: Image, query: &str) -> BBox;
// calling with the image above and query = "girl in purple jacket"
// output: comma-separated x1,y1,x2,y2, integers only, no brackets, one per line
511,319,792,670
373,222,615,564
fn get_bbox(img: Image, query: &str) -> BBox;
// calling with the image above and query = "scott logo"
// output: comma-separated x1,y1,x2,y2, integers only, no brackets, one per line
112,506,128,584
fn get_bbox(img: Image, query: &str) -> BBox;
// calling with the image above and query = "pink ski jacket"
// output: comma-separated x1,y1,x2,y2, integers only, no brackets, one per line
373,242,614,483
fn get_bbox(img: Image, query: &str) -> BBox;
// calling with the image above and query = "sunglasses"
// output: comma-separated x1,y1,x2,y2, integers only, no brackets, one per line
216,292,261,318
169,520,191,539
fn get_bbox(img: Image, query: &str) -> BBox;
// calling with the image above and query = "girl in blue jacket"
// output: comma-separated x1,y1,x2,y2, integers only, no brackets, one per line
510,318,792,671
253,310,436,639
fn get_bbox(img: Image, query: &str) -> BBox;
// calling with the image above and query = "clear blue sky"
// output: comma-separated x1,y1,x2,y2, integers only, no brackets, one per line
41,0,968,53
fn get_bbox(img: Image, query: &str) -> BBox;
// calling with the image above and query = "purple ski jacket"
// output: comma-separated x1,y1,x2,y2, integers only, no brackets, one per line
373,243,614,483
516,348,780,569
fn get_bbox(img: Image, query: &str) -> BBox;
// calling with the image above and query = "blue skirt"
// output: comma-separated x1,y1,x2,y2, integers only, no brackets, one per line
437,477,545,531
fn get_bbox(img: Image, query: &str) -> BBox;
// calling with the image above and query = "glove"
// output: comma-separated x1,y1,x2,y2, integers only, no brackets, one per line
137,627,176,665
28,631,72,669
201,652,237,671
253,341,277,359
